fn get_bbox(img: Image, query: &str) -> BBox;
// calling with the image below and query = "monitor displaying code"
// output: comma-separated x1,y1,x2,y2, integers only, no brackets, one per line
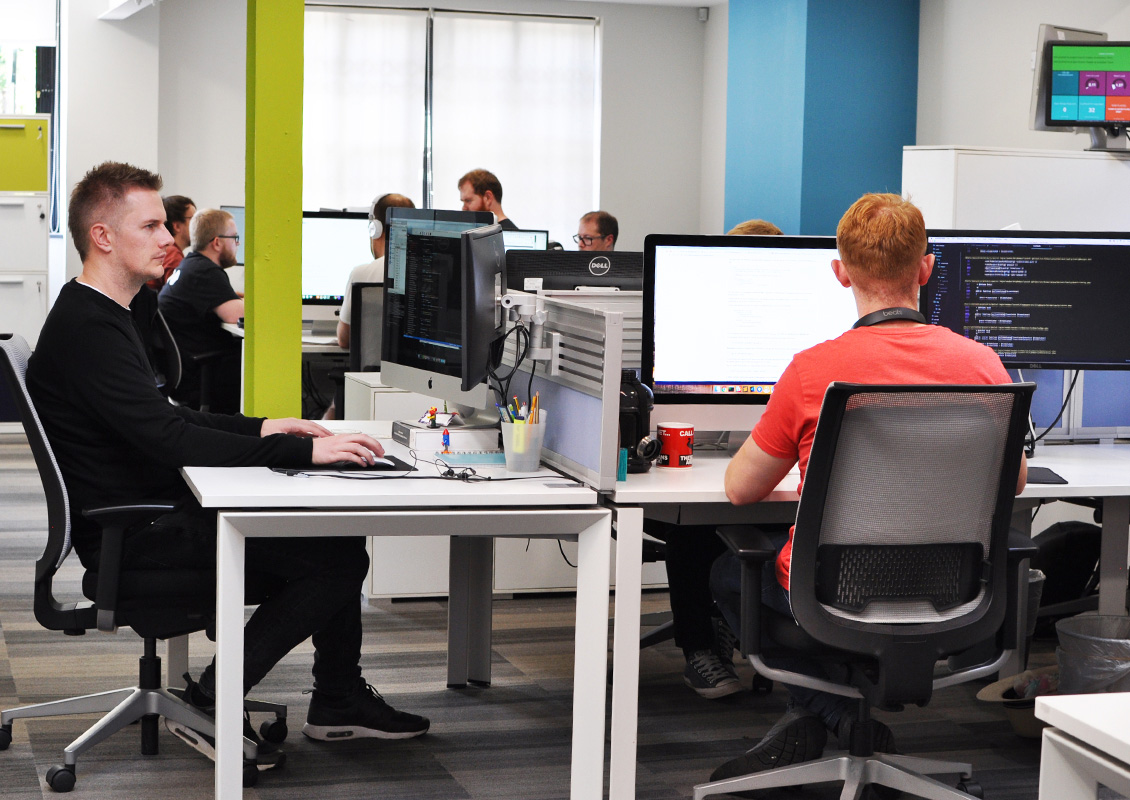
923,233,1130,370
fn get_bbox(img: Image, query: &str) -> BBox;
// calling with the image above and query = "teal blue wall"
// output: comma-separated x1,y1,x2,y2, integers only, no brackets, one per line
725,0,920,235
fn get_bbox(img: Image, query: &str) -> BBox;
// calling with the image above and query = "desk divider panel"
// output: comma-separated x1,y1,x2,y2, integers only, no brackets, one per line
501,293,641,490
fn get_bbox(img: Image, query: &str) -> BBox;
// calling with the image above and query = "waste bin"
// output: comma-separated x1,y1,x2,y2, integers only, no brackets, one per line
1055,615,1130,694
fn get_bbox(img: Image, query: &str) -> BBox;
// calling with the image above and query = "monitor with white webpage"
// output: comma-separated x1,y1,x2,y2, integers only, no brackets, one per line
502,229,549,251
643,234,858,432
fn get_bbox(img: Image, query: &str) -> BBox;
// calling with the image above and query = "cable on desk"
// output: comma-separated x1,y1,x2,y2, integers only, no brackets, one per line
1028,370,1079,453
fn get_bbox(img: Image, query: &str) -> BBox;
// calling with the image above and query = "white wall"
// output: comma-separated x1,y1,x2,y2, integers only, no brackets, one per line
917,0,1130,149
698,1,727,235
150,0,710,252
157,0,246,210
61,0,160,280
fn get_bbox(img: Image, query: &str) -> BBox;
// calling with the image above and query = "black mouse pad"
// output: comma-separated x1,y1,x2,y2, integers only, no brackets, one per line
1027,466,1066,485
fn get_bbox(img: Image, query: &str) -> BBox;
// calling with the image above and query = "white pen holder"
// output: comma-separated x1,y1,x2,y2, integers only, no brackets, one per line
500,410,548,472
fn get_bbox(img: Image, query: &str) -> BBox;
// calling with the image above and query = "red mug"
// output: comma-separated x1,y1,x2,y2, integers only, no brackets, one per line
657,422,694,468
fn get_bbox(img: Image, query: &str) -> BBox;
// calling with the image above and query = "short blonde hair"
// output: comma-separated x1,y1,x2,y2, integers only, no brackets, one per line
726,219,783,236
835,193,926,290
190,208,234,252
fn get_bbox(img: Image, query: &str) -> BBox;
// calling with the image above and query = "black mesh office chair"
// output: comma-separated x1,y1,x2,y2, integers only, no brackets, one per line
0,334,285,792
696,382,1036,800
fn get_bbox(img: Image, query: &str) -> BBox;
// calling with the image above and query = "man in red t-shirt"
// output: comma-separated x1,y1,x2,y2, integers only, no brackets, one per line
707,193,1027,783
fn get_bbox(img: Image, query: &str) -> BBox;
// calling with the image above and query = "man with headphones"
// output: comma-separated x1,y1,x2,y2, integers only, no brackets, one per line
335,193,415,349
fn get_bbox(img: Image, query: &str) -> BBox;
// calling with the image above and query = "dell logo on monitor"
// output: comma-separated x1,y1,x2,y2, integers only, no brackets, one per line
588,256,611,276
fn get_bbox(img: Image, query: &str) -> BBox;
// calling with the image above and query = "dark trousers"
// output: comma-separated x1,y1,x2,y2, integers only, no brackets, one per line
647,521,728,654
114,499,367,697
710,531,853,730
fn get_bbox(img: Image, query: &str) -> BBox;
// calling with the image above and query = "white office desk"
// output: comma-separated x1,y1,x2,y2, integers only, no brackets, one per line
1036,693,1130,798
182,441,619,800
603,443,1130,800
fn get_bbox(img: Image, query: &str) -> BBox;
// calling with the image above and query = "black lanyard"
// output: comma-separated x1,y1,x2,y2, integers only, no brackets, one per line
852,307,927,329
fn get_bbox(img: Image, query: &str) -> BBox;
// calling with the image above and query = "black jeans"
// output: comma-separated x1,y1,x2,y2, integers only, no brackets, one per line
110,499,368,697
650,521,728,654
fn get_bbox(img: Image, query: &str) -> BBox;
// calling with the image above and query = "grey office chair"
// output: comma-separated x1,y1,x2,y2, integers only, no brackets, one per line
697,382,1036,800
0,334,285,792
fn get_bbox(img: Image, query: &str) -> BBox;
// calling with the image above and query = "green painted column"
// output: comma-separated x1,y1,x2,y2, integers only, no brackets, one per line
244,0,303,417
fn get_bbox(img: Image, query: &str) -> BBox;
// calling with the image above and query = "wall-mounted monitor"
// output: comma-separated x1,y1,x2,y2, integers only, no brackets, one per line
219,205,245,266
502,229,549,251
922,231,1130,371
506,250,643,292
1041,39,1130,151
1029,24,1107,134
301,210,372,305
643,234,857,432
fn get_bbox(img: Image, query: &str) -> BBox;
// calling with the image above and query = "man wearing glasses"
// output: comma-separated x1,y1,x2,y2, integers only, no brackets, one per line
574,210,618,251
158,208,244,412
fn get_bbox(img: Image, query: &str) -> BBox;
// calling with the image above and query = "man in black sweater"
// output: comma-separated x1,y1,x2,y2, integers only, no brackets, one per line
28,161,429,771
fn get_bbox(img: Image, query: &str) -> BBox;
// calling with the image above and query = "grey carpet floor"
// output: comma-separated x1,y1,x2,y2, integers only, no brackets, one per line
0,433,1045,798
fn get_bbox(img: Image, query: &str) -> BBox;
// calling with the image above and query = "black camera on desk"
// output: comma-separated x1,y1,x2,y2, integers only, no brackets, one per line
619,369,662,473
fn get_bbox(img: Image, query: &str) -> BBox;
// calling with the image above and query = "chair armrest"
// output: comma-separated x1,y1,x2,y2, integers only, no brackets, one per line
82,503,176,633
185,348,229,366
1007,529,1039,563
716,525,778,562
715,525,776,657
1000,528,1039,650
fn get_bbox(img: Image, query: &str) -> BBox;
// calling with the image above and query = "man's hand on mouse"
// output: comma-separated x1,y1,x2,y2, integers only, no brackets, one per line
311,433,386,466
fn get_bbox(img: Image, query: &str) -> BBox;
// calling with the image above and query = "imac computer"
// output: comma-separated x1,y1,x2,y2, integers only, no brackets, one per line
502,229,549,251
643,234,857,433
301,210,372,332
922,231,1130,370
1041,39,1130,151
381,210,505,421
506,250,643,292
219,205,246,265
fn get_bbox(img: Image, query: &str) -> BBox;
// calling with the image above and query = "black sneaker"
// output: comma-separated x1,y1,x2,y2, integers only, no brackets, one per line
684,649,742,699
709,707,827,782
165,673,286,772
836,714,898,755
302,680,429,741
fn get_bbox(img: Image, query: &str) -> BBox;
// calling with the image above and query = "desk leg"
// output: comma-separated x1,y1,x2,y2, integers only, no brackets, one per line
448,536,493,687
1039,727,1130,798
215,513,246,798
609,507,642,800
1099,497,1130,616
571,512,612,800
166,636,188,690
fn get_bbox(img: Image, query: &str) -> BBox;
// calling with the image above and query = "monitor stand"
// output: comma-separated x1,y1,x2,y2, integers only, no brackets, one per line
1086,126,1129,152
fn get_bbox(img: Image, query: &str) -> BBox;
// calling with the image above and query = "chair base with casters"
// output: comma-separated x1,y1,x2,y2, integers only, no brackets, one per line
0,637,287,791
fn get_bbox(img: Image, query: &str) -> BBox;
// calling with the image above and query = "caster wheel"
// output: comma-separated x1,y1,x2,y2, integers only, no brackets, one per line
0,724,12,750
956,780,983,798
242,763,259,788
46,765,76,793
751,674,773,694
260,719,288,743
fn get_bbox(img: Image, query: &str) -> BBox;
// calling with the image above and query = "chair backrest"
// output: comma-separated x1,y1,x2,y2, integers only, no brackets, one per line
789,382,1034,674
152,309,182,392
0,334,96,632
349,282,383,373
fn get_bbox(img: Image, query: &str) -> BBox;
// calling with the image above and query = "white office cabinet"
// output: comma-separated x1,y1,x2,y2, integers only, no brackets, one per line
0,194,49,346
902,146,1130,230
343,371,441,421
0,272,48,348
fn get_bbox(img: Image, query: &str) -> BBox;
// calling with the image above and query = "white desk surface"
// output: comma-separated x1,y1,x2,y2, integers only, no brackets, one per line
1036,693,1130,766
220,322,346,353
184,439,596,510
606,442,1130,504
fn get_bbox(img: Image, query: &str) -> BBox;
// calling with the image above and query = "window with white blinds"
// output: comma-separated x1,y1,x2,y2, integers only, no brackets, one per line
303,5,599,246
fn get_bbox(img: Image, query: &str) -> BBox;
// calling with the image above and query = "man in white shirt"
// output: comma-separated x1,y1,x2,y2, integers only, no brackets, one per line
335,193,415,349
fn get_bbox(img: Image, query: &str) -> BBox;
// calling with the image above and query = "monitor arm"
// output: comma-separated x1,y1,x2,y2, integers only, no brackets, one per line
500,293,562,376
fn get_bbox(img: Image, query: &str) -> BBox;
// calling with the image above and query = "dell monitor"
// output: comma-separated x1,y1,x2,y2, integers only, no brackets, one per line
381,210,503,418
219,205,245,265
1042,40,1130,151
643,234,858,432
502,229,549,251
922,230,1130,371
506,250,644,292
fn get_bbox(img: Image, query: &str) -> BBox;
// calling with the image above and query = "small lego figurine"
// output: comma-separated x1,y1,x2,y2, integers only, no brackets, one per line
427,406,438,428
441,428,451,454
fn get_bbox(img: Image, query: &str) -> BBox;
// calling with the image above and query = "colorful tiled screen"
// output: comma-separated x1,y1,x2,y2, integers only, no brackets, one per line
1048,43,1130,124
